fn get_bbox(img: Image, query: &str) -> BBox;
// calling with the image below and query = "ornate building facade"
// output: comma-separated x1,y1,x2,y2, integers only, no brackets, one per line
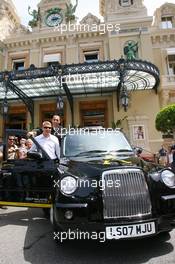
0,0,175,153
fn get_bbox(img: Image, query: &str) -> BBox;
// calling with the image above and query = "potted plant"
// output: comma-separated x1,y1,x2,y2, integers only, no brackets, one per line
112,116,127,130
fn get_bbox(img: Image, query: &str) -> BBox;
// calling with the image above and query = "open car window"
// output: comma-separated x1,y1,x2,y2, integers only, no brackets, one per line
29,136,51,160
3,129,51,161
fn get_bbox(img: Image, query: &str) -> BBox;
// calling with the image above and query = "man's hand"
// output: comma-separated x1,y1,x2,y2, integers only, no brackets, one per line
27,131,37,138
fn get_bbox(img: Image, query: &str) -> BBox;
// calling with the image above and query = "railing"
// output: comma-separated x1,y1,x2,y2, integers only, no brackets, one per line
162,75,175,85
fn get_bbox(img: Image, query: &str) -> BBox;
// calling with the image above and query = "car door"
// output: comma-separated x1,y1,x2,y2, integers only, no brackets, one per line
0,129,57,208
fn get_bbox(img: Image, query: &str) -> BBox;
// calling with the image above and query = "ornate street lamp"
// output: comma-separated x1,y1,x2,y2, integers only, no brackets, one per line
2,95,8,141
56,95,64,116
117,57,129,111
121,88,129,112
2,97,8,116
2,77,9,140
55,64,64,116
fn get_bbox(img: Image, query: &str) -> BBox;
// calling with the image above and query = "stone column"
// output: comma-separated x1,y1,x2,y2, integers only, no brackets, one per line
66,33,78,64
29,40,40,67
161,90,169,107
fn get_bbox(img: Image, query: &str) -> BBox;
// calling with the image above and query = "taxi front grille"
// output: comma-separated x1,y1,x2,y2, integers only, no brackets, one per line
102,168,152,219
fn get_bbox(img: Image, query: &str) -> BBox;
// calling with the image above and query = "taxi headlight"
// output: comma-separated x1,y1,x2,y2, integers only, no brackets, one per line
161,170,175,188
60,176,77,194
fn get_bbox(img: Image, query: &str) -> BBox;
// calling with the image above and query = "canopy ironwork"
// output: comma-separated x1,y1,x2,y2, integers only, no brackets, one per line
0,59,160,127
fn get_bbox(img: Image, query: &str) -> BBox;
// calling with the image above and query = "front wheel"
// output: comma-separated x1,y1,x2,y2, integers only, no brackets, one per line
50,205,64,244
158,230,171,241
42,208,50,218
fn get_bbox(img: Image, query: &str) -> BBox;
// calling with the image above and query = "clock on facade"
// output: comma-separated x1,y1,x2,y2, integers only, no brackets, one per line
45,12,63,27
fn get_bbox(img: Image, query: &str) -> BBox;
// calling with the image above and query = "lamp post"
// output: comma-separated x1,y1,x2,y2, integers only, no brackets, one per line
55,65,64,116
117,57,129,111
2,76,9,141
2,96,8,141
121,88,129,112
56,95,64,116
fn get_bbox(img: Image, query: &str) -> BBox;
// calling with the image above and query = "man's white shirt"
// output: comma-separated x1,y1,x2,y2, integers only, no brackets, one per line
30,134,60,159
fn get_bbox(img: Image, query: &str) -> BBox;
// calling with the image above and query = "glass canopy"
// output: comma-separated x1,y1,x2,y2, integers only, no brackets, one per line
0,59,159,100
0,59,160,126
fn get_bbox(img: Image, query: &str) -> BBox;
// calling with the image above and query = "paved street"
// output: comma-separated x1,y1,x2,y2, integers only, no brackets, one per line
0,207,175,264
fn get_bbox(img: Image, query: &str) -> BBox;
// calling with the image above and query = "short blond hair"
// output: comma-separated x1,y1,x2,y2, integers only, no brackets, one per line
26,139,33,144
42,121,52,128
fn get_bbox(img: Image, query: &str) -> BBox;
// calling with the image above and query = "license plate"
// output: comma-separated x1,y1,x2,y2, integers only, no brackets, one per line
106,222,155,239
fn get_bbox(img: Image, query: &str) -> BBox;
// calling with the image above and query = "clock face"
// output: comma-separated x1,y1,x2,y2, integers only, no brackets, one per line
45,13,63,27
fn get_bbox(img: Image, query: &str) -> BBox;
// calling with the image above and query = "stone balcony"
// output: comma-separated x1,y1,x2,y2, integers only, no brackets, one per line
162,75,175,88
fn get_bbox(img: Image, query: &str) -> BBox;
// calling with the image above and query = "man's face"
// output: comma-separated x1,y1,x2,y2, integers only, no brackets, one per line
20,138,26,145
8,137,15,146
42,124,52,137
26,140,33,149
52,115,60,127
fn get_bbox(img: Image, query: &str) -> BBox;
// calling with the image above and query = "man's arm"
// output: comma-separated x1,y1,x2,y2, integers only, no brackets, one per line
55,142,60,160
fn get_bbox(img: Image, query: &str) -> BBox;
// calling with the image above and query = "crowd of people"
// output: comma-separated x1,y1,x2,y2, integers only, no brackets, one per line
0,114,62,162
7,136,33,160
158,144,175,169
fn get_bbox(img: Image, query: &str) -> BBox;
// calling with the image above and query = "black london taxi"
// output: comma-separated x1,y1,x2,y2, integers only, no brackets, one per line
0,128,175,241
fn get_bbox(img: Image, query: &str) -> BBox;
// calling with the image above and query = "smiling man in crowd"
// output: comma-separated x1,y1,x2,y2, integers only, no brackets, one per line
29,121,60,160
51,115,63,145
28,114,63,145
7,136,19,159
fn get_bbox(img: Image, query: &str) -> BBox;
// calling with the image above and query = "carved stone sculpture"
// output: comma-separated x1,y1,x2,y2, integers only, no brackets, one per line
28,6,41,28
65,0,78,23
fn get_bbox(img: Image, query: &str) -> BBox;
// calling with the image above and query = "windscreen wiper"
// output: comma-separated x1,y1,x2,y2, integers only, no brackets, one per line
107,149,134,155
73,150,107,157
107,149,133,154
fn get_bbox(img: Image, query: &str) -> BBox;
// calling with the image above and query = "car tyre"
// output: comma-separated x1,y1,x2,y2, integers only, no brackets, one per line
158,230,171,241
50,204,64,244
42,208,50,218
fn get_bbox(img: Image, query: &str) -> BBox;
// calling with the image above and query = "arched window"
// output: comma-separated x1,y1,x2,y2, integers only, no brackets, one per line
167,54,175,75
160,6,175,29
119,0,133,7
161,16,173,29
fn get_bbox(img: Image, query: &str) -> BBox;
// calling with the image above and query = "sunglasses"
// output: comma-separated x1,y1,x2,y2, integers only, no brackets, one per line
43,127,52,129
8,138,14,141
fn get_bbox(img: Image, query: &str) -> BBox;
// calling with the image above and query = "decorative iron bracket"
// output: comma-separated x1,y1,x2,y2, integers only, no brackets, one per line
5,76,34,127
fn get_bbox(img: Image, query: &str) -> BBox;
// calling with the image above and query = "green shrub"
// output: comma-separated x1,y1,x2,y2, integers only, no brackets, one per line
112,116,127,129
155,104,175,134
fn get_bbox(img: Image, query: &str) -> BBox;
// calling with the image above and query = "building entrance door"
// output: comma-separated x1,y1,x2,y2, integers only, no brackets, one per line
6,105,27,130
39,103,66,127
80,100,108,127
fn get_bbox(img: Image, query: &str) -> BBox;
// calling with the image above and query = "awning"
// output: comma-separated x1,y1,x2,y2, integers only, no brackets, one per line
43,53,61,63
166,48,175,55
0,59,160,126
0,59,160,100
